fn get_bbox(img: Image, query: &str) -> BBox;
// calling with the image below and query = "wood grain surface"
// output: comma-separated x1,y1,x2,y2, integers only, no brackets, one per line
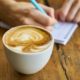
0,0,80,80
0,27,67,80
47,0,80,80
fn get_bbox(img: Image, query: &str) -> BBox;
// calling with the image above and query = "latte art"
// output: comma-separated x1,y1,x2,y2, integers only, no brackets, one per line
4,26,52,53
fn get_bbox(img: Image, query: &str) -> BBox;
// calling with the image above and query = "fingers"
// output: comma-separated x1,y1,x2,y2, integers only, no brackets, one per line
16,2,56,30
55,0,80,23
59,0,74,21
39,4,54,18
45,26,53,31
28,8,57,26
67,0,80,21
55,10,60,20
73,10,80,23
20,17,53,31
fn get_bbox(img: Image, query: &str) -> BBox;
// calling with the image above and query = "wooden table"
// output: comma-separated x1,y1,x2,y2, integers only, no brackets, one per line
0,0,80,80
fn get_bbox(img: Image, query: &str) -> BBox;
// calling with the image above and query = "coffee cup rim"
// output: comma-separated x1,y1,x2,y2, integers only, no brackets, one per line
2,25,54,55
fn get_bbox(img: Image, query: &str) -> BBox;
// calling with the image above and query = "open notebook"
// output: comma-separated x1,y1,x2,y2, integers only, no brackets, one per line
0,21,78,45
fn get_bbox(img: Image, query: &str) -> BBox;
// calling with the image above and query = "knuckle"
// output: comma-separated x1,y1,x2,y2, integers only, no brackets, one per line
67,16,73,21
27,9,33,16
60,9,67,18
74,18,80,23
21,19,29,25
49,8,54,12
46,18,52,26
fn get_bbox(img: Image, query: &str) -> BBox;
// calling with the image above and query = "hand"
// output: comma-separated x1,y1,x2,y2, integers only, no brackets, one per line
0,0,57,31
55,0,80,23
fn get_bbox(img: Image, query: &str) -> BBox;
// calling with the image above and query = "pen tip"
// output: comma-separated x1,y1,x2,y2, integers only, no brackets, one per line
54,25,57,29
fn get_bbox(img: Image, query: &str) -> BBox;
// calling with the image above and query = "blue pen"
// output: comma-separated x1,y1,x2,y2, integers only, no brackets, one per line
29,0,57,29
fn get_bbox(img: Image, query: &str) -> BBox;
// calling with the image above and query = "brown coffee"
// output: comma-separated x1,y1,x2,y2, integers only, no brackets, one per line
3,26,53,53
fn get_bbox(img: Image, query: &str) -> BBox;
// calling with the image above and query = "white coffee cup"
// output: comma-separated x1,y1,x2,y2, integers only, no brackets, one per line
2,25,54,74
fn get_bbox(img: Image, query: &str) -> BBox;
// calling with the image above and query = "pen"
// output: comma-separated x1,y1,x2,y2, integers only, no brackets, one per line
29,0,57,29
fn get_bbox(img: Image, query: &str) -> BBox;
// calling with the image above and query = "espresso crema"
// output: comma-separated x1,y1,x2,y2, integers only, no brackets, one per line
3,26,53,53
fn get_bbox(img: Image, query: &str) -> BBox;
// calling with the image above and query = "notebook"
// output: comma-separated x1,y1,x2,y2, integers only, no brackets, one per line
0,21,78,45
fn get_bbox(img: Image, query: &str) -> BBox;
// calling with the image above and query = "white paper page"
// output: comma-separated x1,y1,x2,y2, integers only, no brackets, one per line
50,22,78,42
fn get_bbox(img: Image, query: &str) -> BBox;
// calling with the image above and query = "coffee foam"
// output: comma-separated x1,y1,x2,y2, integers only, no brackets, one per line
4,26,53,53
